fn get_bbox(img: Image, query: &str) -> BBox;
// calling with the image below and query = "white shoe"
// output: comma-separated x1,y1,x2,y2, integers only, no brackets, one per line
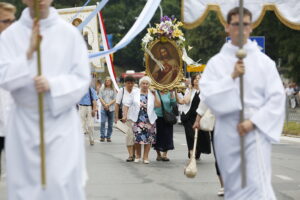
143,160,150,164
217,187,224,196
134,158,140,163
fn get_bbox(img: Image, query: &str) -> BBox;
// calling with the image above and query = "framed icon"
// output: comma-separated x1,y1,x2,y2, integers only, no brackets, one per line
145,39,184,91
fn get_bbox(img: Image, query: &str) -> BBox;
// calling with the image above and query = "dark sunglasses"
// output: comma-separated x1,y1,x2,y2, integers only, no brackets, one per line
230,22,251,27
0,19,15,24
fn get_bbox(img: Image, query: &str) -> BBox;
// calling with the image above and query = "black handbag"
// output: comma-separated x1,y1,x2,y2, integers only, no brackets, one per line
158,91,177,125
118,88,125,119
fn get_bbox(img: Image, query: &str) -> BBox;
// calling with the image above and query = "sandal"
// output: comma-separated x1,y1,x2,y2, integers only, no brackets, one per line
156,156,163,161
90,140,95,146
162,157,170,162
217,187,224,196
126,157,134,162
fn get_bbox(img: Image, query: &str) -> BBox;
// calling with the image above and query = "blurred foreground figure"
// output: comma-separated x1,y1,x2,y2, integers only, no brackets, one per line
0,2,16,179
0,0,90,199
199,7,285,200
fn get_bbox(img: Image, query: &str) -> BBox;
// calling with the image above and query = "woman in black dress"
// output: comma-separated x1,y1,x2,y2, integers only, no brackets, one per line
153,91,176,161
176,74,211,159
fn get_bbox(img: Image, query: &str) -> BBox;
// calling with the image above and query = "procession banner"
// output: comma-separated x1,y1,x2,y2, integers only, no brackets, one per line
89,0,162,59
58,6,105,73
182,0,300,30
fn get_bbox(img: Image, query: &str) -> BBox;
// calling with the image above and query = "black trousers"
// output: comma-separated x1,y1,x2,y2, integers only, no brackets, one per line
0,137,4,175
210,131,221,176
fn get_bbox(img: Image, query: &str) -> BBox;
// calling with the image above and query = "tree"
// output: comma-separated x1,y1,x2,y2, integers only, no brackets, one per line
184,12,226,64
101,0,181,73
7,1,299,82
252,12,300,83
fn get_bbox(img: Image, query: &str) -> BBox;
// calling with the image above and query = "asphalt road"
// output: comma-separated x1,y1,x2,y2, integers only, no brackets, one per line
0,124,300,200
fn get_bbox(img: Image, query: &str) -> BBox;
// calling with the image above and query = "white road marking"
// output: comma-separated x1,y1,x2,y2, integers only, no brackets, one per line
180,144,187,146
275,175,293,181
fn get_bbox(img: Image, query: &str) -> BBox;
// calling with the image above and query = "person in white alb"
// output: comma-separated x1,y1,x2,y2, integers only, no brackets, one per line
0,0,90,199
199,7,286,200
0,2,16,179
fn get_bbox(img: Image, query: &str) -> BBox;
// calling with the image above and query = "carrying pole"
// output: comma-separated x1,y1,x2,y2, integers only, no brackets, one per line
34,0,46,189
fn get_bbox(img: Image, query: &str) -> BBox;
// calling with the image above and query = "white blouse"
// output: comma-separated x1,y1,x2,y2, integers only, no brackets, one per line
181,88,200,114
123,89,157,124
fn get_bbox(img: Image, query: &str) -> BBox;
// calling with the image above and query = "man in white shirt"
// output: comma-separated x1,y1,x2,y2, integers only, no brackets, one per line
285,83,294,96
0,1,16,178
115,76,137,162
199,7,285,200
0,0,90,199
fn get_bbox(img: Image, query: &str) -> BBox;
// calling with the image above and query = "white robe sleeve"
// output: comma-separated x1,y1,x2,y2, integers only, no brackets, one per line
200,58,242,116
46,34,91,117
0,35,33,91
250,61,286,142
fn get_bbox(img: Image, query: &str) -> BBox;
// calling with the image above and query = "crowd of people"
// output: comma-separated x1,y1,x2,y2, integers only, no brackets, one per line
79,74,214,166
0,1,288,200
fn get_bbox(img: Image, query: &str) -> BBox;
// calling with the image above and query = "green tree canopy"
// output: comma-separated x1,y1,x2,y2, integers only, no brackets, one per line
5,0,300,82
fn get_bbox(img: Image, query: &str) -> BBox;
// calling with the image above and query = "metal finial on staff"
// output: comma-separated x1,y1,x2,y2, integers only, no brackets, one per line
34,0,46,188
236,0,247,188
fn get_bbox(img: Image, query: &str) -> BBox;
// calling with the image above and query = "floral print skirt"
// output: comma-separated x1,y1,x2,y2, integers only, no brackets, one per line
133,121,156,144
132,93,156,144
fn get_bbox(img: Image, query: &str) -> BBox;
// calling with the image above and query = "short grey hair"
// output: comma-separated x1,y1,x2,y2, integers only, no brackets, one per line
139,76,151,86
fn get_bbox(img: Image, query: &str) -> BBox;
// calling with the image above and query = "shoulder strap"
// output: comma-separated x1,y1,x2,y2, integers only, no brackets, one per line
157,91,165,112
89,88,93,105
120,88,124,105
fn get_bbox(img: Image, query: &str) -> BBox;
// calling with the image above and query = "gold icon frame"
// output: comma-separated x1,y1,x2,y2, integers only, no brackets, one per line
145,38,185,91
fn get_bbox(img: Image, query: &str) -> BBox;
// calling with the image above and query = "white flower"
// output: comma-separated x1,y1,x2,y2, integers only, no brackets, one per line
142,33,153,44
179,36,185,41
165,21,172,26
163,27,168,32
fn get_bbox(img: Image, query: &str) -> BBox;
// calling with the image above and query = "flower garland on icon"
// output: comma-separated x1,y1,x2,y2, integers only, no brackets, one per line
142,16,185,50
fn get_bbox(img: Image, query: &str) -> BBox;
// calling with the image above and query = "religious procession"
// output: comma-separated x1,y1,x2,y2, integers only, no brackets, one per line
0,0,300,200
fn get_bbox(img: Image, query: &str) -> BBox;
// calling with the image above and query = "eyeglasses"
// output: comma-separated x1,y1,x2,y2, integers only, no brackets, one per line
230,22,251,27
0,19,15,24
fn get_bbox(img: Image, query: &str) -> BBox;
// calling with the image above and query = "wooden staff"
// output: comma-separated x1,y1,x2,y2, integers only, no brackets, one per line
34,0,46,188
184,128,198,178
236,0,247,188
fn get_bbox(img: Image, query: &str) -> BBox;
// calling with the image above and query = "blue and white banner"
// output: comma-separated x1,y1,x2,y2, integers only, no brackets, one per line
70,0,91,22
98,12,120,91
89,0,162,59
77,0,109,31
